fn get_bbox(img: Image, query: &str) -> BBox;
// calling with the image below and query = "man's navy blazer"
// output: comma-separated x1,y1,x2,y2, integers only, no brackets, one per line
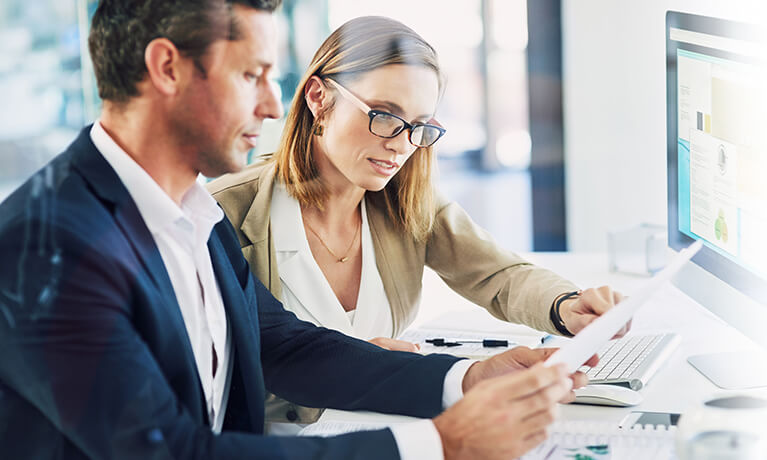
0,127,460,459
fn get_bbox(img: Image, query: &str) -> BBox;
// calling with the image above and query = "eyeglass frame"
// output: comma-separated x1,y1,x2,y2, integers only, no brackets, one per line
324,78,446,148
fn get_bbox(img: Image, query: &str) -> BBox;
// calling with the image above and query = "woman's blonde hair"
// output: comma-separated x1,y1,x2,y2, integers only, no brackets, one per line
271,16,444,242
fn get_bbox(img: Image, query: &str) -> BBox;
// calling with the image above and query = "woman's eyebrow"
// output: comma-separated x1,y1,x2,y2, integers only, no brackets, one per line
368,99,432,121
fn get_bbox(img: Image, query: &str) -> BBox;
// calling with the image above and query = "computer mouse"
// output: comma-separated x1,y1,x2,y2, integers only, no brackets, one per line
571,384,643,407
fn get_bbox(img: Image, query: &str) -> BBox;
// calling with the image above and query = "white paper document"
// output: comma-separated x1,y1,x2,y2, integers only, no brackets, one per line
520,420,677,459
300,419,677,459
545,240,703,373
299,420,392,437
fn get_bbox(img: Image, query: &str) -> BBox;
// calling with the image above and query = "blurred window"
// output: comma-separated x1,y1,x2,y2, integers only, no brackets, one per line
0,0,99,200
0,1,534,203
327,0,485,159
325,0,531,170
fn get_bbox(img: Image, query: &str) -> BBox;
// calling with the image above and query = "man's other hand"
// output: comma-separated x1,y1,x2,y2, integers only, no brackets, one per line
461,346,597,398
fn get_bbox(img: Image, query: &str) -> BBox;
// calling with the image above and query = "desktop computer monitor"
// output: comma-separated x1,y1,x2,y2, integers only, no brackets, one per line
666,11,767,389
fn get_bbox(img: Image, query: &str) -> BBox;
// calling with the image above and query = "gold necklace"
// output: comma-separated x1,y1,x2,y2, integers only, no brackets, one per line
304,214,361,263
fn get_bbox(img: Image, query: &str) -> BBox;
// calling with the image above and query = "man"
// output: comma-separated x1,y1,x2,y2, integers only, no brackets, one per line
0,1,612,459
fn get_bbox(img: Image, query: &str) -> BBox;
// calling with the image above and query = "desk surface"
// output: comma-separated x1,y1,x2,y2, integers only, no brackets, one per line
320,252,767,426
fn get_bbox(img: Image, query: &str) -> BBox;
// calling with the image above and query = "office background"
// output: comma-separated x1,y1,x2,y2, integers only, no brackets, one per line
1,0,765,253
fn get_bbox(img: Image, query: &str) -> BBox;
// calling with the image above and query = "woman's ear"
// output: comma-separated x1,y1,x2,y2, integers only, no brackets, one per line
304,76,330,118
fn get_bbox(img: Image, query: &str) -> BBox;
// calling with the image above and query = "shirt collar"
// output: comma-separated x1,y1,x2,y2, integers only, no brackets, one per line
90,121,223,240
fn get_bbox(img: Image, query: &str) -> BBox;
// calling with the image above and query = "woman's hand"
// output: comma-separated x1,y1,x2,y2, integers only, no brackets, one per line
368,337,421,352
559,286,629,337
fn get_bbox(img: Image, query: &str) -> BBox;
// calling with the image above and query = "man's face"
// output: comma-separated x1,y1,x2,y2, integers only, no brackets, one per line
171,5,282,177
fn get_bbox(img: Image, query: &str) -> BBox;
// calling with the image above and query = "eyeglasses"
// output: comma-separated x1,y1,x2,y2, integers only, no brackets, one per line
325,78,446,148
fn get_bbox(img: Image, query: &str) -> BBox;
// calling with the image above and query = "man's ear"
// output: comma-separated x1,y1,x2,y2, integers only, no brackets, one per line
304,76,331,118
144,38,189,96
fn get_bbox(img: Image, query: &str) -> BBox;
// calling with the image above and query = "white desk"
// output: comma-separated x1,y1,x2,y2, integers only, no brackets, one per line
319,252,767,427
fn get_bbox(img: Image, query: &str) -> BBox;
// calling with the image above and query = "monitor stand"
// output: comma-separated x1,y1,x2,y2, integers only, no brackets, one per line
688,351,767,390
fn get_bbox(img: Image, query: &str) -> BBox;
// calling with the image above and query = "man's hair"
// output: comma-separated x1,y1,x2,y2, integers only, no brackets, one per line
88,0,281,103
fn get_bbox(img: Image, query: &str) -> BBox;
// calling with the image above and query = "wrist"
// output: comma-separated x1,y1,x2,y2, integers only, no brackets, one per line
433,411,460,460
461,361,483,394
550,290,581,336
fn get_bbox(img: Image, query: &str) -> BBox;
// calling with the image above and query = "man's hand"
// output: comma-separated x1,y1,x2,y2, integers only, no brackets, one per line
434,363,572,460
559,286,628,336
368,337,420,352
461,346,597,398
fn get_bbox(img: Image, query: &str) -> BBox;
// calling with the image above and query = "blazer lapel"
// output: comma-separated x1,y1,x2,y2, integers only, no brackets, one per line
207,232,266,433
70,127,187,324
239,164,282,298
267,183,355,335
110,200,212,420
69,127,178,305
239,163,275,246
68,126,206,418
343,200,394,339
275,250,355,335
366,200,411,336
113,206,180,310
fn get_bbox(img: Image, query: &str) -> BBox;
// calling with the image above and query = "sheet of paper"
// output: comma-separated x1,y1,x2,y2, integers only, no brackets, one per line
520,420,676,459
399,327,543,359
420,310,546,338
302,419,676,459
299,420,392,437
538,444,611,460
545,240,702,373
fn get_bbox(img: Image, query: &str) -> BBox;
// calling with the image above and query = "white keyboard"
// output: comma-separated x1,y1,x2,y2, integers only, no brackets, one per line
521,420,677,459
580,333,681,390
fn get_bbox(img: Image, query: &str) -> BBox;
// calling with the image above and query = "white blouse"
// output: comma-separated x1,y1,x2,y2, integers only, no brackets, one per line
270,183,394,340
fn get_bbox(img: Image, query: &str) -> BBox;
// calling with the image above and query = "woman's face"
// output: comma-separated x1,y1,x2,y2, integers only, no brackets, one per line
312,64,440,192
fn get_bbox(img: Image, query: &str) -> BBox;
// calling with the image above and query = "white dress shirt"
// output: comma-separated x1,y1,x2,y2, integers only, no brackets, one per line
269,183,477,460
90,122,232,433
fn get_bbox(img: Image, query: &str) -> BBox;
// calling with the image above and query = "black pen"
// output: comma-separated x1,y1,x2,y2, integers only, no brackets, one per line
425,338,513,348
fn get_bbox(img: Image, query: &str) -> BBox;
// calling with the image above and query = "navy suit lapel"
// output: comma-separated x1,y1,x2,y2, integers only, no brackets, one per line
110,194,212,422
208,231,266,433
68,127,207,414
112,205,180,313
69,128,181,309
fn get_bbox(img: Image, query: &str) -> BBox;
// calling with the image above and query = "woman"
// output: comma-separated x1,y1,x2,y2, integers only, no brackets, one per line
208,16,623,425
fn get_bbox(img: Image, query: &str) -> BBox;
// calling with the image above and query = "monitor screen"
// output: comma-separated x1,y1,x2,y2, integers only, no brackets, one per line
667,11,767,304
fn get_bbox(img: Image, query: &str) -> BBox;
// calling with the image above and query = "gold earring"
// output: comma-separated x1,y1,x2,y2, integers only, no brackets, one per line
313,124,324,136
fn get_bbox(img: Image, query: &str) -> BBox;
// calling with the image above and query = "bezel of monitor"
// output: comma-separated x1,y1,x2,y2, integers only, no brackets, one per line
666,11,767,305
